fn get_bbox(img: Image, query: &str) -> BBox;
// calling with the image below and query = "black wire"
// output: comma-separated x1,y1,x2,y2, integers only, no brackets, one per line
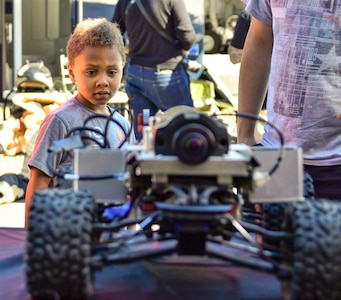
104,111,116,148
79,135,105,148
86,113,128,148
212,111,285,176
83,110,133,149
65,126,106,148
47,151,65,178
47,107,134,178
105,108,134,148
234,112,285,147
114,106,134,148
83,113,111,148
116,105,134,123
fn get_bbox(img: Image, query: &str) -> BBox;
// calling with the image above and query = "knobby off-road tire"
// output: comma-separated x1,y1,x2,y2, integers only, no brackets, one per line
281,199,341,300
25,188,94,300
262,172,315,247
55,164,73,189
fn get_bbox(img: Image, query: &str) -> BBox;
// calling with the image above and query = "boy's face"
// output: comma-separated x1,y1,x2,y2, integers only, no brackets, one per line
68,45,124,113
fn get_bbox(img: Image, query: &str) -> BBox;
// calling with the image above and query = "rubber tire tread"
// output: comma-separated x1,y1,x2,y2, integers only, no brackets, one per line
263,172,315,234
25,188,94,300
282,199,341,300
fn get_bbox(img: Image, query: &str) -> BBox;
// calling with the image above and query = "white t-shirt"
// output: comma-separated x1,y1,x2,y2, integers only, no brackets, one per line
247,0,341,166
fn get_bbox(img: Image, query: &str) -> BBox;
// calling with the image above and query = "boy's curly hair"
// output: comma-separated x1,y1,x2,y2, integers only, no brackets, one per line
66,18,126,66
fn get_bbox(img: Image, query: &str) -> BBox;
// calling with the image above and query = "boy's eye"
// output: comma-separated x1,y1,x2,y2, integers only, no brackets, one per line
87,70,96,76
108,70,118,76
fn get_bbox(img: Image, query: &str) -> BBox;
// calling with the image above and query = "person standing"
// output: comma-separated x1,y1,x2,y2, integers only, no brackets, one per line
237,0,341,199
112,0,196,141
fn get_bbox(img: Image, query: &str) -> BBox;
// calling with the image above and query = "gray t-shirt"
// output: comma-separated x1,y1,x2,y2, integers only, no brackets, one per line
247,0,341,165
28,97,135,177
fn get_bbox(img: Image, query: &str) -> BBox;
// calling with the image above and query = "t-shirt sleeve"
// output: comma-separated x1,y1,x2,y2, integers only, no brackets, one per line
28,113,69,177
246,0,273,26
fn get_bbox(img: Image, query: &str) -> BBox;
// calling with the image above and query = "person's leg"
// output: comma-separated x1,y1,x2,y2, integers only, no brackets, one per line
126,65,193,141
125,65,158,141
304,164,341,200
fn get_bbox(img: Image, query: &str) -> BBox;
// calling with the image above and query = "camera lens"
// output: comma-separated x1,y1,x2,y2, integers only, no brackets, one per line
153,106,229,161
172,124,215,165
184,133,206,152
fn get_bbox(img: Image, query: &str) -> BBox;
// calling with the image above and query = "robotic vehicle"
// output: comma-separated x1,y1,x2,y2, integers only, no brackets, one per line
25,106,341,299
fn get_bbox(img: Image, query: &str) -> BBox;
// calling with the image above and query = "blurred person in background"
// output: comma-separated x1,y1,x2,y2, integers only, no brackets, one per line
113,0,196,141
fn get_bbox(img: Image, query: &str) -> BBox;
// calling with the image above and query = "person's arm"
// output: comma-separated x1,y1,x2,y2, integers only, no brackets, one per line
112,0,126,32
228,11,250,64
172,0,196,51
25,167,52,227
112,0,128,52
237,17,273,145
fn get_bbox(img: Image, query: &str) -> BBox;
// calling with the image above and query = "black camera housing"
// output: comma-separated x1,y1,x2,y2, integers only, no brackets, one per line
154,107,229,165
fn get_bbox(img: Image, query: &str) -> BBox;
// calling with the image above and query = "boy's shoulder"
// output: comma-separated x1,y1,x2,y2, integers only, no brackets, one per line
50,97,83,117
43,97,91,128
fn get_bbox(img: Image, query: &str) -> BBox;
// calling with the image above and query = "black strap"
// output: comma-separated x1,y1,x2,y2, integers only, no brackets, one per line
133,0,178,45
124,0,135,17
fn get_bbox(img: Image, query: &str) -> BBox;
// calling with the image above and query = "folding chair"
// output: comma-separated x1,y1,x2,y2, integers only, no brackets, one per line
60,54,76,94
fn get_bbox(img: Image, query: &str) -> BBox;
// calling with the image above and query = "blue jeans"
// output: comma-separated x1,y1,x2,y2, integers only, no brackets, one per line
125,64,193,141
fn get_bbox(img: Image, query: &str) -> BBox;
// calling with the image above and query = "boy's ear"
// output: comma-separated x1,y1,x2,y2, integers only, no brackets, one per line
67,64,76,82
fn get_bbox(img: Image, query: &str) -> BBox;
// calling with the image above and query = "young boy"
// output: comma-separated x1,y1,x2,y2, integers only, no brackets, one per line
25,18,135,226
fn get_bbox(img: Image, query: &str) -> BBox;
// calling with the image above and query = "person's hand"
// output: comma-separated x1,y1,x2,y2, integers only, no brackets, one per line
228,45,243,64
